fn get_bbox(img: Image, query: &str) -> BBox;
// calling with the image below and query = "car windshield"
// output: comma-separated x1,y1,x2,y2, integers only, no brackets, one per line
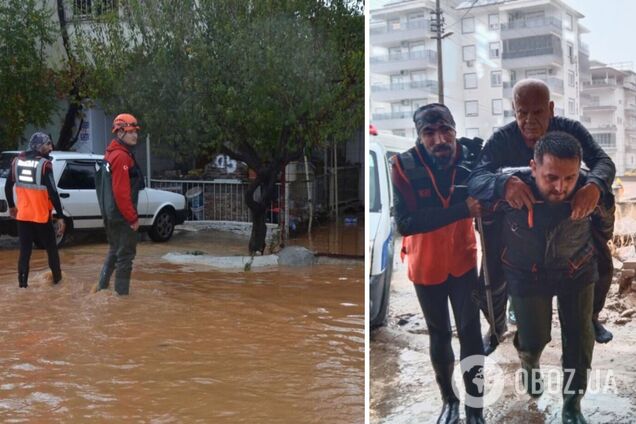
0,152,18,178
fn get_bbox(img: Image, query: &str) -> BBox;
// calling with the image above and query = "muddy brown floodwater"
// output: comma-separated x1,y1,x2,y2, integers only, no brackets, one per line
0,224,364,423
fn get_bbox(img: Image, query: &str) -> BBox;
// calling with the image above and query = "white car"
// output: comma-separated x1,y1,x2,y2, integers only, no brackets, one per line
0,151,187,245
369,140,395,329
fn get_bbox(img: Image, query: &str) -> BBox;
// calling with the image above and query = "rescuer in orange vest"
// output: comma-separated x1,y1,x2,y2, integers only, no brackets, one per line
391,104,485,424
5,132,66,288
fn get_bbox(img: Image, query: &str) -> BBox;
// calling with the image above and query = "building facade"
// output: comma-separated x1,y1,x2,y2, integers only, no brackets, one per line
370,0,589,141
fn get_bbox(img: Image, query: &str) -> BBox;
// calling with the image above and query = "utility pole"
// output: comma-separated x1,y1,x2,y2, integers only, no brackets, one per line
430,0,453,104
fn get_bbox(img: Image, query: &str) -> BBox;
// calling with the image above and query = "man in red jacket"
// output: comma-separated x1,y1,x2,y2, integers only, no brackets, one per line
95,113,145,295
391,104,485,424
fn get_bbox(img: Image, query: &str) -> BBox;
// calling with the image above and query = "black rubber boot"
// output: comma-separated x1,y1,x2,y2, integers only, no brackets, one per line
18,273,28,288
96,266,114,291
52,270,62,284
592,318,612,344
519,351,543,398
562,394,587,424
465,406,485,424
482,332,499,356
433,362,460,424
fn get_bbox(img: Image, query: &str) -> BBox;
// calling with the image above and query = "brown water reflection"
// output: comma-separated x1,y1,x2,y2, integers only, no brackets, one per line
288,220,364,257
0,228,363,423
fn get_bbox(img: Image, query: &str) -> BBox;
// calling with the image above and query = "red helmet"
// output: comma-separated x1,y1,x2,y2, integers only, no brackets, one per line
112,113,140,133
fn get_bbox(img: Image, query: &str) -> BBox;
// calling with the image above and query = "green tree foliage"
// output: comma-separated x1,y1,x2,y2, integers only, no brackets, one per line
0,0,57,150
83,0,363,253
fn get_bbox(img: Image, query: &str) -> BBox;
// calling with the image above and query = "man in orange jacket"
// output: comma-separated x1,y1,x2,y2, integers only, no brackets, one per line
95,113,145,295
5,132,66,288
391,104,485,424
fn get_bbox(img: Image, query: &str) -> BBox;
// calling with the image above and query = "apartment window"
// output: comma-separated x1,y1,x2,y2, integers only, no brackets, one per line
489,42,500,59
464,73,478,89
462,17,475,34
595,133,616,149
463,45,476,61
465,101,479,117
488,14,499,31
466,128,480,138
568,71,575,87
491,70,502,87
74,0,117,17
389,19,401,31
568,98,576,114
567,43,574,64
566,13,573,31
392,129,406,137
492,99,503,115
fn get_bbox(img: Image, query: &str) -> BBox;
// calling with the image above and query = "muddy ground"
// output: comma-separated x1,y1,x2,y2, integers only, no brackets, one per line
370,256,636,424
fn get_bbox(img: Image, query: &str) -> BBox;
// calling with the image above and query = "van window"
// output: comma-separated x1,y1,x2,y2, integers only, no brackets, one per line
369,151,381,212
58,160,98,190
0,152,18,178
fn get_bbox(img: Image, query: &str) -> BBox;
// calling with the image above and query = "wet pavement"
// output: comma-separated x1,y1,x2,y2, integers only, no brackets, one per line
370,252,636,424
0,223,364,423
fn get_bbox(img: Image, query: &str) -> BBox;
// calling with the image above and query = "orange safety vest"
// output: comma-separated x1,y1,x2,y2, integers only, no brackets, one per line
394,146,476,285
12,157,54,224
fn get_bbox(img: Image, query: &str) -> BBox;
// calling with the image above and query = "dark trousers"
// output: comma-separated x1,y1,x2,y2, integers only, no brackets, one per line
17,220,61,286
98,220,137,295
510,283,595,395
414,268,484,401
479,223,613,335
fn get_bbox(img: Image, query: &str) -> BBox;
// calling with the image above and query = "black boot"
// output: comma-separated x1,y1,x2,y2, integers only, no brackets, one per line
562,394,587,424
482,332,499,356
18,273,28,288
52,270,62,284
433,361,460,424
465,406,485,424
592,318,612,344
519,351,543,397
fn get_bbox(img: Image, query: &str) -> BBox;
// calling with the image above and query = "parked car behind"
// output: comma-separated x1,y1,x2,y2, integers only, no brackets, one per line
369,140,394,329
0,151,187,246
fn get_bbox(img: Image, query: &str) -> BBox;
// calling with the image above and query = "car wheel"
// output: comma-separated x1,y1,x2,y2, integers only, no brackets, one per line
371,257,392,329
149,208,175,242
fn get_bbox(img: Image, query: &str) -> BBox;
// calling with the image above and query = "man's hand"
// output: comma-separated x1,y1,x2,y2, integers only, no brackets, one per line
9,207,17,218
571,183,601,220
466,196,484,217
504,176,536,210
130,221,140,231
56,218,66,237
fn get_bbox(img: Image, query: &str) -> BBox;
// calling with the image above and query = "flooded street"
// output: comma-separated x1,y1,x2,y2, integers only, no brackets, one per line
0,224,364,423
371,254,636,423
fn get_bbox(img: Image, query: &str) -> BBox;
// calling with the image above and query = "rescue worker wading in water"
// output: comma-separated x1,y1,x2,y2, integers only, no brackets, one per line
391,103,485,424
5,132,66,288
95,113,145,295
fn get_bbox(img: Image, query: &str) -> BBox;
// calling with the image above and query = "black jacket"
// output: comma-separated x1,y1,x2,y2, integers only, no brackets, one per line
467,116,616,201
496,169,599,296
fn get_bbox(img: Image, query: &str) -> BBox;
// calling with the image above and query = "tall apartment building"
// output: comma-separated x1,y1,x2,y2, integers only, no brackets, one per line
582,61,636,175
370,0,588,141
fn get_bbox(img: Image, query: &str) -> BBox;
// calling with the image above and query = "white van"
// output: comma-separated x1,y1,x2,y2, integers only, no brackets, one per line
369,140,395,328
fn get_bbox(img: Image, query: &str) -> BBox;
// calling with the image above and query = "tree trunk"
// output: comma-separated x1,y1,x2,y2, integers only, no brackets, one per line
249,206,267,255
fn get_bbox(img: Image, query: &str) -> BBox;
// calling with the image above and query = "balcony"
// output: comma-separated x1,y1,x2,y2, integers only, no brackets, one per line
371,111,415,130
583,102,617,112
583,79,618,89
371,49,438,74
371,80,438,102
370,20,430,47
502,44,563,68
503,77,564,97
587,124,617,132
500,17,563,40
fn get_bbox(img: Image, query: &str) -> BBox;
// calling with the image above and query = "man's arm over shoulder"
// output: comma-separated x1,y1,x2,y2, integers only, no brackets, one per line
467,131,514,201
391,154,470,236
109,150,138,225
563,118,616,193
